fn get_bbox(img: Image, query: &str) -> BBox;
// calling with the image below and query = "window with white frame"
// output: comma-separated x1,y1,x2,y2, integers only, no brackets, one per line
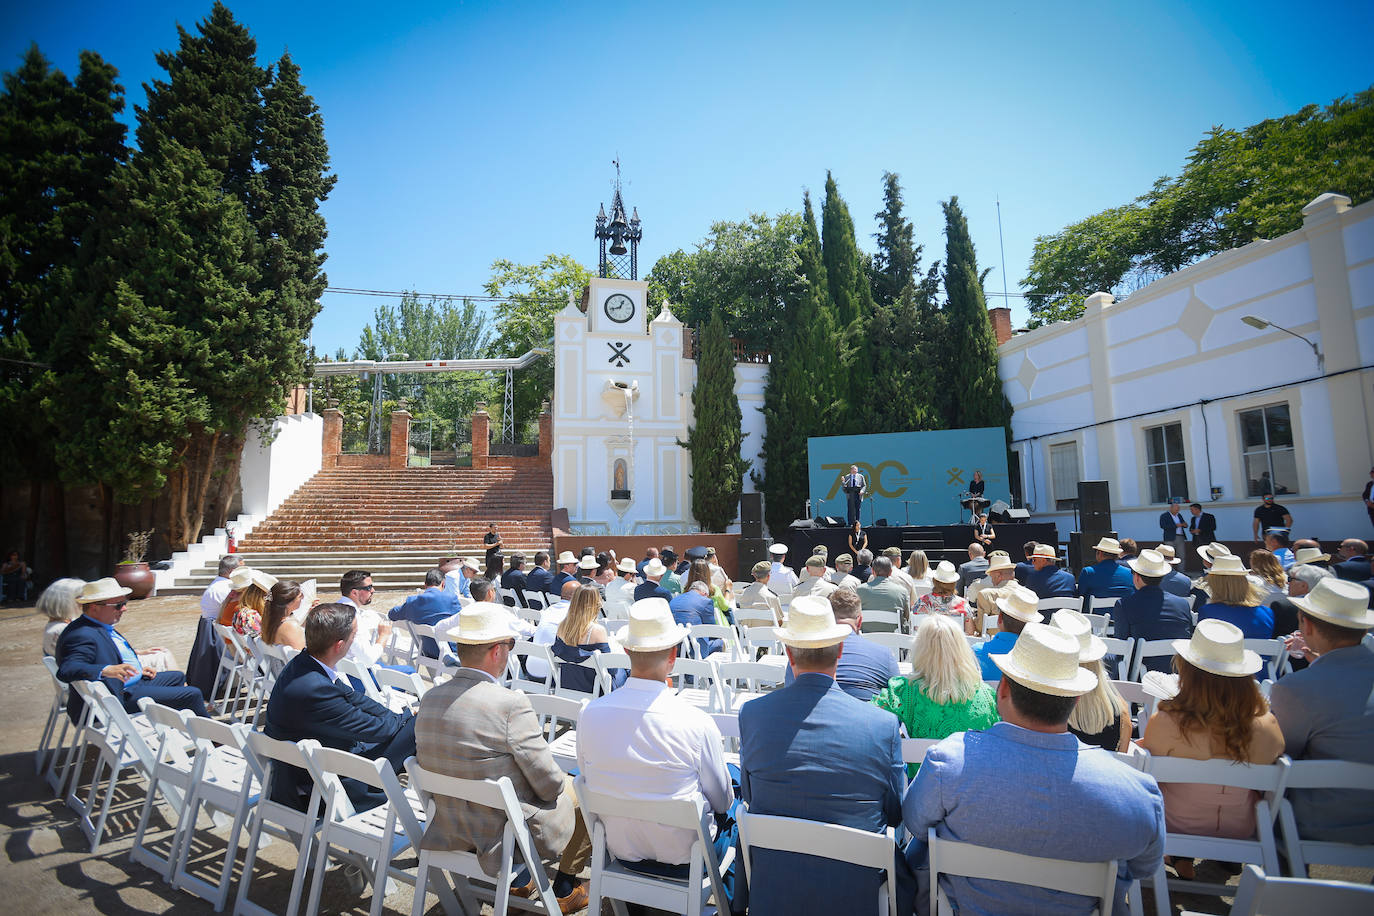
1145,422,1189,504
1049,442,1081,510
1239,403,1297,497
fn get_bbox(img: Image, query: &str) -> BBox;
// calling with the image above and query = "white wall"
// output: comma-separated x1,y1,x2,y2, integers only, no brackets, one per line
240,412,324,518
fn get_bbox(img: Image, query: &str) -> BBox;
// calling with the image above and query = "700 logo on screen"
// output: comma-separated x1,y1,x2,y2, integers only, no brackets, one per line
822,461,924,499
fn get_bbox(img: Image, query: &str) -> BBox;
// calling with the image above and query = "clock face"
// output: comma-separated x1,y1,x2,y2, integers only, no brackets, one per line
603,293,636,324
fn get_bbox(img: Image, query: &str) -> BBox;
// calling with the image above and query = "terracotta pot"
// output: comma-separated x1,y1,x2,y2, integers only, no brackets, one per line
114,561,155,599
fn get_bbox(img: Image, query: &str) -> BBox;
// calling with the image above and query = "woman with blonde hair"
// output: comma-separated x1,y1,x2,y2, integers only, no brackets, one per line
1197,554,1274,638
1247,549,1287,605
39,577,85,657
552,583,624,694
871,614,999,773
1051,609,1132,752
906,550,932,588
231,569,277,637
913,561,973,634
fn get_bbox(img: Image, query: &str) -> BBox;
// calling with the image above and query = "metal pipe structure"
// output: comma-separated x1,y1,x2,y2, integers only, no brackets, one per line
311,347,551,377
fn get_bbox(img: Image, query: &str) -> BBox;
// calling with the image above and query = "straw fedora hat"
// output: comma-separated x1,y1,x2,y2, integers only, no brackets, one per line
1049,608,1108,663
1153,544,1183,565
1206,554,1249,577
555,551,577,565
1031,544,1057,560
986,553,1016,574
931,561,960,585
620,598,690,652
774,595,850,648
76,577,133,605
995,584,1043,623
1197,542,1232,564
1128,549,1173,579
577,555,599,571
768,543,788,556
444,601,520,644
990,622,1099,697
616,557,638,574
1172,619,1262,677
462,557,481,572
1291,578,1374,630
1292,546,1331,566
1092,537,1123,555
643,558,667,577
248,569,278,592
229,566,257,590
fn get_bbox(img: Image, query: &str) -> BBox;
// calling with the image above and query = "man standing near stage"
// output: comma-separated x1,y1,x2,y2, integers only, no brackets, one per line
842,464,866,527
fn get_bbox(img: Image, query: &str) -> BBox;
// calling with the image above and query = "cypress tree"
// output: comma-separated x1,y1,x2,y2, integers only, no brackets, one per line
682,306,750,532
941,196,1013,432
870,171,918,310
820,172,874,328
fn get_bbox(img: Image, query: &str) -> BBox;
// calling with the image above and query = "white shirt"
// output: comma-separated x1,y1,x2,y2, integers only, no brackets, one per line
889,567,919,607
200,576,232,620
604,578,637,618
340,597,385,667
793,574,837,600
832,572,861,589
576,677,732,865
432,604,536,659
525,602,568,678
769,562,799,594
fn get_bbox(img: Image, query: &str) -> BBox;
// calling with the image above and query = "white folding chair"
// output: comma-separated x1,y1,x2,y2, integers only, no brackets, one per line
1102,637,1136,678
517,588,547,613
1130,639,1177,681
738,625,783,659
737,806,899,915
902,738,941,767
404,762,560,916
213,624,254,716
1037,597,1083,614
38,656,73,788
963,635,986,650
670,657,723,712
708,711,741,756
927,826,1117,916
373,666,427,708
1223,863,1374,915
859,610,902,634
734,607,781,629
509,640,557,695
527,693,585,773
715,661,786,712
690,624,742,662
1276,759,1374,877
1142,754,1289,915
240,634,276,726
1243,638,1289,681
407,622,456,685
334,656,413,713
867,631,914,663
979,614,1002,637
66,683,162,851
129,701,197,879
235,734,324,916
574,774,731,916
1109,680,1156,739
1083,612,1113,636
591,650,631,696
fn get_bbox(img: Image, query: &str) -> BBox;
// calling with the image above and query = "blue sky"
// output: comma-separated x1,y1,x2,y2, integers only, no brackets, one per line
5,0,1372,357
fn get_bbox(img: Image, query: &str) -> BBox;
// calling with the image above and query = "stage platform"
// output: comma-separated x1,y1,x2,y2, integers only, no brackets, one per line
780,522,1060,570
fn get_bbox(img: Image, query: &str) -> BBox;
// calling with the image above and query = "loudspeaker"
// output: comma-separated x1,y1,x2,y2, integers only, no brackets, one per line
738,538,769,571
823,516,844,528
1068,530,1117,572
740,493,763,538
874,518,889,527
789,518,816,529
1077,480,1112,530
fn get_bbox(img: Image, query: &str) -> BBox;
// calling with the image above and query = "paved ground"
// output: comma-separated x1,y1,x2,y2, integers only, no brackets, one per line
0,592,1366,914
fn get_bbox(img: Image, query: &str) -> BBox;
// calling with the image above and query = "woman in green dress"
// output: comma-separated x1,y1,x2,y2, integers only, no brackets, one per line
872,613,1000,774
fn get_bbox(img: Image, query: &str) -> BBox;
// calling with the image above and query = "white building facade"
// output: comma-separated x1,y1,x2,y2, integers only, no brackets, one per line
1000,193,1374,543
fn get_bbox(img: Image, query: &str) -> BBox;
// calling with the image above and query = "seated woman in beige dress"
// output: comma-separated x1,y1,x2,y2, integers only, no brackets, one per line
1139,619,1284,879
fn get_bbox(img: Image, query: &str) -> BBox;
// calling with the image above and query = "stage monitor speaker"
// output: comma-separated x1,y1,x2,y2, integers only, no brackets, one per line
740,493,763,538
1006,508,1031,520
822,516,844,528
874,518,889,527
1068,529,1117,573
738,538,769,571
789,518,816,529
1077,480,1111,530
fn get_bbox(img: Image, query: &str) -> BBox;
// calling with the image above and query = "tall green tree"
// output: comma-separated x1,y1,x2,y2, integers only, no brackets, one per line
942,196,1012,433
869,171,917,309
820,172,873,328
682,307,750,531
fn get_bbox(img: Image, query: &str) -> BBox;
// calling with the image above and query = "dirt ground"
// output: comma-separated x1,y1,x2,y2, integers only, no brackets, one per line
0,591,1366,914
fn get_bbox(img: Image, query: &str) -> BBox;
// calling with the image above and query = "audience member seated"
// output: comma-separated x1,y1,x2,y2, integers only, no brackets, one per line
670,561,724,657
39,577,86,658
957,543,989,596
634,558,673,603
738,560,784,626
856,555,911,632
1152,544,1193,597
1109,549,1194,673
261,580,308,652
830,554,861,589
785,589,898,702
1023,543,1076,599
792,555,838,600
851,548,874,585
416,602,592,911
187,555,241,696
1051,609,1131,752
904,623,1165,915
217,564,254,628
1269,579,1374,845
338,569,396,669
57,578,207,722
1331,538,1370,582
1075,537,1134,599
501,552,529,594
661,547,685,595
232,568,278,637
1290,542,1330,568
1248,548,1288,605
739,597,913,915
526,550,555,595
967,552,1017,633
905,549,933,590
872,614,998,774
1270,563,1334,669
972,584,1042,681
768,543,799,593
635,547,659,578
604,556,638,618
551,551,580,596
1013,540,1038,585
575,554,599,586
1139,620,1284,879
551,584,625,694
1196,555,1275,639
1264,531,1295,569
388,567,459,657
2,549,32,602
913,562,972,634
884,546,919,607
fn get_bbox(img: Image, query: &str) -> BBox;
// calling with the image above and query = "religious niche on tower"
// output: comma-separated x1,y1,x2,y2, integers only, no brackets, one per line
611,458,630,501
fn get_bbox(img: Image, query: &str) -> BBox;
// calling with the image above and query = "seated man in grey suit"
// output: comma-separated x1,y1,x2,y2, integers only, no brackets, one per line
739,596,911,915
415,602,592,912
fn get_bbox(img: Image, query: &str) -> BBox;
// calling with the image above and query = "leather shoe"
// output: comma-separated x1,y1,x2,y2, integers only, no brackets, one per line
558,883,589,914
509,879,536,899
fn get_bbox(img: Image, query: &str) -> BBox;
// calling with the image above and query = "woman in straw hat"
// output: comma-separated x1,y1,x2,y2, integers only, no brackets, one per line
1139,619,1283,876
1050,609,1132,752
1247,548,1287,605
232,568,278,637
552,584,625,694
1195,553,1275,639
871,614,998,774
914,561,973,635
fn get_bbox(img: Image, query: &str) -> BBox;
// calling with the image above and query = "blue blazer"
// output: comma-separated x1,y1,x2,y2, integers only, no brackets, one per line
1076,558,1134,598
263,651,414,807
1160,569,1192,598
55,615,130,721
525,566,554,595
1024,564,1076,599
1109,586,1193,671
739,673,907,916
389,588,460,656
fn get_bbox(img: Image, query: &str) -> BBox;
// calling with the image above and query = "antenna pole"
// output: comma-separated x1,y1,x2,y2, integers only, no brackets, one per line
996,196,1010,309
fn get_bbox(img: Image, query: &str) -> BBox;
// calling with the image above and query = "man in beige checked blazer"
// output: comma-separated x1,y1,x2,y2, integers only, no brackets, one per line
415,602,592,912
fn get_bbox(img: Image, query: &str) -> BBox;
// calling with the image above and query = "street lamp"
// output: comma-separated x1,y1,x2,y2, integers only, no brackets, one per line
1241,315,1323,373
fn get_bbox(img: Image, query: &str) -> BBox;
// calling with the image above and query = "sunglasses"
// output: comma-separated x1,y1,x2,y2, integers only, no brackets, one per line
359,584,375,591
102,601,128,610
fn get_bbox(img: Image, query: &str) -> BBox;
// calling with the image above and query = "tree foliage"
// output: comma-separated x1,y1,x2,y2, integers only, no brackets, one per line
820,172,874,329
681,307,750,532
942,197,1012,434
1024,87,1374,327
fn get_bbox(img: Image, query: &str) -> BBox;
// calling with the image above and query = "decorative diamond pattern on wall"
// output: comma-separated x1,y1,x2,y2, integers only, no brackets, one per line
1016,352,1039,395
1177,292,1214,346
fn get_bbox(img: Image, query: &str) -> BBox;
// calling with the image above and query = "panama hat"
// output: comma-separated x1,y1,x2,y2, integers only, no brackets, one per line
768,544,788,556
1290,578,1374,630
986,553,1016,574
1092,537,1123,555
76,577,133,605
1129,549,1173,578
555,551,577,565
1172,619,1262,677
1153,544,1183,565
931,561,960,585
621,598,690,652
444,601,520,644
577,555,599,571
1049,609,1108,663
1031,544,1058,560
1206,554,1249,577
995,584,1043,623
643,558,667,577
1292,546,1331,566
229,566,257,590
1197,542,1232,564
247,569,278,592
991,622,1100,697
774,595,850,648
616,557,638,574
462,557,481,572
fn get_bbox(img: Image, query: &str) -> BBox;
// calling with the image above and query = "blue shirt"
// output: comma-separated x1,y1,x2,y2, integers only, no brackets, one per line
1076,558,1134,599
972,630,1018,681
783,631,900,702
99,621,142,684
1274,547,1295,570
1197,602,1274,639
1159,569,1192,598
633,581,672,603
669,590,721,657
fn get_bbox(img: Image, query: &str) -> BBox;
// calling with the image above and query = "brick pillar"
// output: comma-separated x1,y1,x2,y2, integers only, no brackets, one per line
988,306,1013,346
321,405,343,469
472,403,489,469
389,408,411,468
538,400,552,459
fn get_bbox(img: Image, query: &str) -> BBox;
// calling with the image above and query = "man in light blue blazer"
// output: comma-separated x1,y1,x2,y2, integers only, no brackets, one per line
739,596,911,916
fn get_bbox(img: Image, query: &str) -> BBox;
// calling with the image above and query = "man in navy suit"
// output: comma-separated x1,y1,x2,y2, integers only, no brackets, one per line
1024,544,1076,598
1109,550,1193,673
1333,539,1372,582
56,578,207,723
388,568,459,657
264,602,417,811
739,596,911,916
1075,537,1134,599
1013,540,1038,585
